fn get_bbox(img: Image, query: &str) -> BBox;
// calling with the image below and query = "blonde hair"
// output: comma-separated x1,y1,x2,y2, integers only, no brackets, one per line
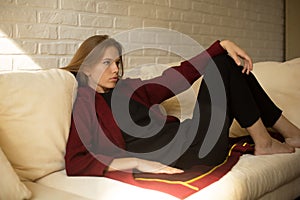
63,35,124,86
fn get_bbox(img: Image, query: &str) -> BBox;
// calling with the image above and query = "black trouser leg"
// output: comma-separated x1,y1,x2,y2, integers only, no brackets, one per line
241,69,282,127
214,54,282,128
175,54,282,168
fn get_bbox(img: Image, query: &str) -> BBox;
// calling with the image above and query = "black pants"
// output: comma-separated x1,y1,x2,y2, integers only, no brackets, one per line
174,54,282,168
125,54,282,169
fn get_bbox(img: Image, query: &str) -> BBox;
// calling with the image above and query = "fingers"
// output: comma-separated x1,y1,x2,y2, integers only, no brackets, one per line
231,51,252,75
156,166,184,174
242,56,253,75
229,52,242,66
237,50,253,75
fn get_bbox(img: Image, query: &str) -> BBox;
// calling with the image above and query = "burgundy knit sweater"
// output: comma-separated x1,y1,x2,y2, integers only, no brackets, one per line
65,41,227,176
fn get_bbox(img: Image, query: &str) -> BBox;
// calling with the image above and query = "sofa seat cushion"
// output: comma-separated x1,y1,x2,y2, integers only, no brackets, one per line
36,170,177,200
0,69,77,181
24,181,89,200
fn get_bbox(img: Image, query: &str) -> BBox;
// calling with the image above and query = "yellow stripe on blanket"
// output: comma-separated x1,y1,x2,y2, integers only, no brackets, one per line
187,144,237,183
135,144,239,188
135,178,200,191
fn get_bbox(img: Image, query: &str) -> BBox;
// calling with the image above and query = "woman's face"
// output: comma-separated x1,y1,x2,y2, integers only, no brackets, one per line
85,46,121,93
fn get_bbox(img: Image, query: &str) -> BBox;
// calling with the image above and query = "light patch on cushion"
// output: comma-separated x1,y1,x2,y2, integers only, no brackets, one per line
124,61,203,121
0,69,77,181
0,146,32,200
124,62,181,80
161,77,202,121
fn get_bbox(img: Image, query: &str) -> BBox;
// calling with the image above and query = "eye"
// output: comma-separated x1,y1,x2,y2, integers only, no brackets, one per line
103,60,111,66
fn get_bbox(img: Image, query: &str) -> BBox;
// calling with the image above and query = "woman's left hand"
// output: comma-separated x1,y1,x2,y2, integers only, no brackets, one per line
220,40,253,74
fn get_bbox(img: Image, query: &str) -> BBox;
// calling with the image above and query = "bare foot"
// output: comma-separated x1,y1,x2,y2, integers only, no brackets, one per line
255,138,295,155
285,136,300,148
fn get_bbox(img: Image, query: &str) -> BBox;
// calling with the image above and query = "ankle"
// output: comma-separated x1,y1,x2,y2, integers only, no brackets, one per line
272,115,300,138
255,137,273,149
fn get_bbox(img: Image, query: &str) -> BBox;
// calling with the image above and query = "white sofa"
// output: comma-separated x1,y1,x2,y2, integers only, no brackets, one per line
1,58,300,200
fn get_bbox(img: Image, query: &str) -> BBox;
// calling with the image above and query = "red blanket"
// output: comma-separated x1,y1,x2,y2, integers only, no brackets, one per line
105,137,255,199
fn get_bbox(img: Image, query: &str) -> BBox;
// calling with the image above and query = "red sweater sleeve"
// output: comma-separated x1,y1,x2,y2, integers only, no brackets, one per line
65,90,115,177
127,40,227,106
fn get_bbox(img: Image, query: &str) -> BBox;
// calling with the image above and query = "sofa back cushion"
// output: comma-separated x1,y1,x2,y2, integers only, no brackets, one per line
254,59,300,126
0,69,77,181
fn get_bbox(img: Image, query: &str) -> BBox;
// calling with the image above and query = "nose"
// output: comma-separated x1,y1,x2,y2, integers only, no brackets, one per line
110,61,119,73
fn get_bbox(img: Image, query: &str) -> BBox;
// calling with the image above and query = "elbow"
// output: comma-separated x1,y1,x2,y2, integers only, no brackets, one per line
65,156,79,176
64,154,107,177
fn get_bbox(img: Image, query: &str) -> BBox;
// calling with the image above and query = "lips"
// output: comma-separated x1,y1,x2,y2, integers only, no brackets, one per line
110,77,119,82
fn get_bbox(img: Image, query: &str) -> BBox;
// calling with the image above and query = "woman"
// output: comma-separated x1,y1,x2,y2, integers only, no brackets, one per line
63,35,300,176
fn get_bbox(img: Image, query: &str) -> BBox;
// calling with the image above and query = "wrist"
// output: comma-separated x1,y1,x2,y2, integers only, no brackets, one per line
219,40,230,50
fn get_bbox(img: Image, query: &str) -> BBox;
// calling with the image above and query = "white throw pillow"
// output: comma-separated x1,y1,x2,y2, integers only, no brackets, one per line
0,69,77,181
124,61,203,121
0,147,32,200
161,77,202,121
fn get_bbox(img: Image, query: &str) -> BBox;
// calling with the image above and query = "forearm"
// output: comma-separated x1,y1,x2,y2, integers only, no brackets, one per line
168,40,226,83
135,40,226,105
187,40,227,75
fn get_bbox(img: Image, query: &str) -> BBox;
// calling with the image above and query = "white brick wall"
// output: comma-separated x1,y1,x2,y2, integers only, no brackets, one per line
0,0,284,70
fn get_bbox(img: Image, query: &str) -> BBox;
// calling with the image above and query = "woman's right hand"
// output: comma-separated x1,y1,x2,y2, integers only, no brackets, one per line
107,157,184,174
